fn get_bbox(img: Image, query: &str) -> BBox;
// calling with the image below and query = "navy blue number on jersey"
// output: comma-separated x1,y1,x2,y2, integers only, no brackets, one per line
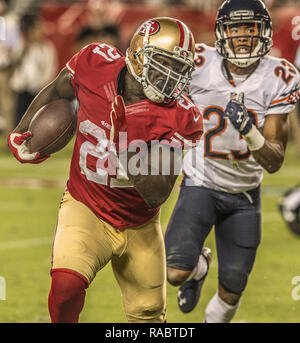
274,60,297,85
203,107,257,161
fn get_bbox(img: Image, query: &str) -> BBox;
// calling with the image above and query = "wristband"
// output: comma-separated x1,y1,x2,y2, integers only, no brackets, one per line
242,125,265,151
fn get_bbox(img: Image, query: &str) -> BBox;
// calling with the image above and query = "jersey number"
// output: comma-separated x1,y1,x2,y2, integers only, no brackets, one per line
79,120,129,187
203,107,257,161
93,43,121,62
194,45,205,67
274,60,297,85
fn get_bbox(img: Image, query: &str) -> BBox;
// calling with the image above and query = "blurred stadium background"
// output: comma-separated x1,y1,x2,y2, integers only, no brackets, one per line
0,0,300,323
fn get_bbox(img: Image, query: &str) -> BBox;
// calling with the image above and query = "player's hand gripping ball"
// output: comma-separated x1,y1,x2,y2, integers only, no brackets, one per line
224,92,253,135
8,131,49,164
8,99,77,163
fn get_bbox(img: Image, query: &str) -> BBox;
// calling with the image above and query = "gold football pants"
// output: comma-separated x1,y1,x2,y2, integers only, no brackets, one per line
51,190,166,323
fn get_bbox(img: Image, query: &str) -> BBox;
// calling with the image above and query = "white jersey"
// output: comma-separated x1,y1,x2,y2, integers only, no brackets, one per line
184,44,300,193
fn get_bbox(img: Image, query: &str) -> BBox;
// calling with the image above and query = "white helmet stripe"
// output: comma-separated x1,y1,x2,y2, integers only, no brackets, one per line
176,20,192,50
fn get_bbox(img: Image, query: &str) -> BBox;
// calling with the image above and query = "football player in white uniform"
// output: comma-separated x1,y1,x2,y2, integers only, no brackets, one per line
165,0,300,323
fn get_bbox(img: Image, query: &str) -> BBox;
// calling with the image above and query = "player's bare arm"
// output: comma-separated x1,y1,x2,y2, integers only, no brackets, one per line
126,146,181,208
8,68,75,164
250,113,288,173
110,95,187,208
14,68,75,133
224,93,288,173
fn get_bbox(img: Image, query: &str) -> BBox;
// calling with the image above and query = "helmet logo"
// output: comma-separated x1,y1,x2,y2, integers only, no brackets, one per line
138,20,160,36
180,50,189,58
174,46,192,60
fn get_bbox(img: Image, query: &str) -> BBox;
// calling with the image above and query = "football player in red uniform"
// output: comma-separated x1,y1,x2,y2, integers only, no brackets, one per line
8,17,203,322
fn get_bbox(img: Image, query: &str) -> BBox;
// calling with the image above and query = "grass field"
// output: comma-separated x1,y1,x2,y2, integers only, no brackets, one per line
0,136,300,323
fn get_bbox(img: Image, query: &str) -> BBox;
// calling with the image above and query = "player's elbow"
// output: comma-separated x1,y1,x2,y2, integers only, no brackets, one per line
144,187,172,208
145,193,169,209
133,174,177,208
143,180,175,208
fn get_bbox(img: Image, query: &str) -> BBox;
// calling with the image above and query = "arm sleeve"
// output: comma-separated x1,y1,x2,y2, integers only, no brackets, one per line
65,44,90,88
65,43,124,93
125,100,203,150
171,97,204,149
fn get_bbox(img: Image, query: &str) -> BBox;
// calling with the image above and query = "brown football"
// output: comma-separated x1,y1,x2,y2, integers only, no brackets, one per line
28,99,77,157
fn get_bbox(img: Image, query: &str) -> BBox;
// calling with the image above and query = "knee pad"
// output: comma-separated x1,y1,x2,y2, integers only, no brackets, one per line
218,266,248,294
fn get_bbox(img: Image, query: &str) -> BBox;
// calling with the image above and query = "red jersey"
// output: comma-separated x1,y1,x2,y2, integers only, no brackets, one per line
65,43,203,229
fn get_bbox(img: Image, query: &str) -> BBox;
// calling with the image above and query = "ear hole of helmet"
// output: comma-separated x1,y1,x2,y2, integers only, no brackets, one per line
127,48,143,76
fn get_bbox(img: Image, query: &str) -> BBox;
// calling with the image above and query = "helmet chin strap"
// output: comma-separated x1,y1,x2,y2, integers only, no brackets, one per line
143,85,165,103
228,55,260,68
